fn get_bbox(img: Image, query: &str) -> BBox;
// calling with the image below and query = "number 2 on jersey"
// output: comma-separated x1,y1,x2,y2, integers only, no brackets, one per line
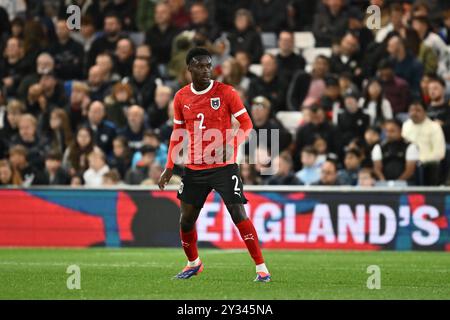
197,113,206,129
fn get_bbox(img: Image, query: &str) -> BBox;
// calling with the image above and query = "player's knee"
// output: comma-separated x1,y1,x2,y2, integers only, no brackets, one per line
179,213,196,232
227,204,248,224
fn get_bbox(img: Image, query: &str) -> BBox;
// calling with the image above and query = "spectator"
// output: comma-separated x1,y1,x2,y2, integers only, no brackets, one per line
62,126,95,177
375,3,405,43
0,159,21,186
17,52,55,99
386,35,423,97
49,18,84,80
402,101,445,185
145,2,179,65
8,144,46,186
377,59,410,115
295,146,321,185
294,104,342,170
264,153,302,185
337,90,370,146
251,0,287,33
0,37,29,96
70,174,84,186
426,76,450,142
216,57,250,91
313,0,349,47
0,99,25,157
124,144,156,185
108,136,131,179
240,161,261,185
83,147,110,187
148,85,172,130
39,71,67,109
338,148,362,185
330,33,363,84
246,96,292,155
87,65,110,101
95,52,121,84
357,167,377,187
313,159,341,186
114,38,135,78
372,119,419,183
227,9,263,64
71,16,97,58
247,53,288,112
359,78,393,126
339,72,359,98
104,82,135,129
287,55,330,110
276,31,305,83
102,169,122,186
87,13,125,68
168,0,190,30
189,2,219,42
119,105,147,152
9,114,47,169
125,58,158,108
420,72,433,106
131,130,168,168
402,27,438,75
67,81,91,130
86,101,116,156
320,75,344,123
44,150,70,185
43,108,73,155
347,6,374,54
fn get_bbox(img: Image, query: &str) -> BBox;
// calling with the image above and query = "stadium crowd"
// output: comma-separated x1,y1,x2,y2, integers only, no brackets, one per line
1,0,450,187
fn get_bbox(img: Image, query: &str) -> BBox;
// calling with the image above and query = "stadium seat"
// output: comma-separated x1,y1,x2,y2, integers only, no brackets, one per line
294,32,315,50
302,47,332,65
249,64,263,77
261,32,277,49
374,180,408,187
129,32,145,46
276,111,303,136
265,48,280,56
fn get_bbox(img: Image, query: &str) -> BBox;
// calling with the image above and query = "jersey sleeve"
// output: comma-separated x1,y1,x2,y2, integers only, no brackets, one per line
173,92,185,127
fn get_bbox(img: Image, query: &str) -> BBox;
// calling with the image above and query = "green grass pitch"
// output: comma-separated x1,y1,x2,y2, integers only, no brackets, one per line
1,248,449,299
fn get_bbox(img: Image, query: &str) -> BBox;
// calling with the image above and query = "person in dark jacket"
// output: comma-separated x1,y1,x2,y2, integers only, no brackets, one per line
312,0,349,47
264,153,302,185
227,9,264,63
337,90,370,146
44,150,70,185
85,101,117,156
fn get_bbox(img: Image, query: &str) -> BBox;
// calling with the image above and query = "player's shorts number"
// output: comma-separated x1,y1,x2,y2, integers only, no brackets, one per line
232,175,241,196
197,113,206,129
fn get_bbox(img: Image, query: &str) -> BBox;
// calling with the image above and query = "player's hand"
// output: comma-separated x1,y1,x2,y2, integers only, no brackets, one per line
158,168,173,190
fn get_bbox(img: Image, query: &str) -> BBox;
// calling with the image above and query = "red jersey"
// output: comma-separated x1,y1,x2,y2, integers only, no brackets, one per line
167,80,251,170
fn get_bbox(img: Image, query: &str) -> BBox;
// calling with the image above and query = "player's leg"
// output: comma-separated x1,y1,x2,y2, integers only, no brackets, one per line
175,170,210,279
226,203,271,282
214,164,271,282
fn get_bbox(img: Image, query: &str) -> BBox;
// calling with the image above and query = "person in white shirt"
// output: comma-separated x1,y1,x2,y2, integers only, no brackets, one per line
402,101,445,185
372,119,419,184
359,78,393,126
83,147,110,187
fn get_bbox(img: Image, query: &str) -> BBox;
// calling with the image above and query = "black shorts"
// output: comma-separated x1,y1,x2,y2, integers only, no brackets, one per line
177,163,248,208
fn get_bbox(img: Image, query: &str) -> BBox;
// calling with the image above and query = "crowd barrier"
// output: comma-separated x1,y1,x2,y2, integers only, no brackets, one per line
0,186,449,251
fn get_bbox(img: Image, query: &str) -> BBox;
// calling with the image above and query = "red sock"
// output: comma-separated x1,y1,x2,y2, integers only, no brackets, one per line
180,227,199,262
236,219,264,265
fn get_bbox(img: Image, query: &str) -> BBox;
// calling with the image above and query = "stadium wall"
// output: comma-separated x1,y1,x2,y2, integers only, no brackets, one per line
0,186,449,251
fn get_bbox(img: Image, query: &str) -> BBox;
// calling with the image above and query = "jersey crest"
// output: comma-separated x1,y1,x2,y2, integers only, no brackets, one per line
210,97,221,110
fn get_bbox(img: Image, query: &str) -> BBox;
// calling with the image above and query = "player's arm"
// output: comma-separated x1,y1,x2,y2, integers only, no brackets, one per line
228,87,253,145
158,95,185,190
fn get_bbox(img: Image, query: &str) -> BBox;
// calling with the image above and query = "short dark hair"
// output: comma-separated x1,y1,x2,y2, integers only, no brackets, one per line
428,75,446,88
409,100,427,111
345,148,362,159
45,150,63,161
302,145,318,156
384,118,403,129
377,58,395,71
186,47,211,65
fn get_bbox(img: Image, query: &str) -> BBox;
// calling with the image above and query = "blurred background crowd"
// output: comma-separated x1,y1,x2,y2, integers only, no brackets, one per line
1,0,450,188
